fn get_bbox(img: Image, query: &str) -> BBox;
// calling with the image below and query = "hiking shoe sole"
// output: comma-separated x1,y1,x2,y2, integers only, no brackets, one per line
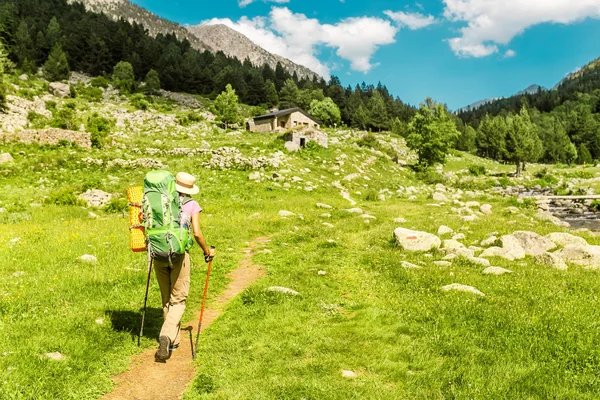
155,335,171,361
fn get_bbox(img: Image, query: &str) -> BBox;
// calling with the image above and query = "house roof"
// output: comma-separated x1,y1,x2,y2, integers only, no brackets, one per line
253,107,320,124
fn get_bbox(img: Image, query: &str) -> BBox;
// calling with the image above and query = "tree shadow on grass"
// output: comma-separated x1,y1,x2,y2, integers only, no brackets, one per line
106,308,163,343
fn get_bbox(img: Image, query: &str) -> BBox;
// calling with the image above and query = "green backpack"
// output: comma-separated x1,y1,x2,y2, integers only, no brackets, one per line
142,170,193,264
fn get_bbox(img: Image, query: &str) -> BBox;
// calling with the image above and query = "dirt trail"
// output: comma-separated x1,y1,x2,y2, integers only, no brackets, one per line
102,237,269,400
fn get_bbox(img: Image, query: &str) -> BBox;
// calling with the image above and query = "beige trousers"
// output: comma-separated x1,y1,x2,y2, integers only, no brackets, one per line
153,253,190,347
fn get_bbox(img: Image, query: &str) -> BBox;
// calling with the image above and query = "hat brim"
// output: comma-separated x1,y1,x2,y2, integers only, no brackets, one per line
176,183,199,195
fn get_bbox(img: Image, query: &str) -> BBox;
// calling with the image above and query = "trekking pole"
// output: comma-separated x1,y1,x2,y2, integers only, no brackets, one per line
138,251,153,346
192,246,215,360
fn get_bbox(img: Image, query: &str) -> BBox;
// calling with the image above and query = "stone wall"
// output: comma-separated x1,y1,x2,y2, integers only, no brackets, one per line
2,129,92,149
284,128,328,148
252,118,274,133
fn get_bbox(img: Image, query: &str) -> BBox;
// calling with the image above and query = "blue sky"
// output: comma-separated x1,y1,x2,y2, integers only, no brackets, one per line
131,0,600,110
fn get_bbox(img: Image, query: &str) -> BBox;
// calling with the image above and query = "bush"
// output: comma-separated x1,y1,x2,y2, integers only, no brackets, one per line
50,101,78,130
103,198,128,213
416,168,446,185
87,113,114,148
356,133,378,148
90,76,109,88
364,190,378,201
78,85,103,102
130,93,150,110
27,111,50,129
44,188,85,206
177,112,203,126
468,164,487,176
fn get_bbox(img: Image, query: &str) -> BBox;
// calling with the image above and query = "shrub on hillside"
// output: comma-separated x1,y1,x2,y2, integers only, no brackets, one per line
27,111,50,129
87,113,114,148
90,76,109,88
356,133,378,148
130,93,150,110
103,198,128,214
416,168,446,185
177,112,203,126
44,188,85,206
468,164,487,176
50,101,78,130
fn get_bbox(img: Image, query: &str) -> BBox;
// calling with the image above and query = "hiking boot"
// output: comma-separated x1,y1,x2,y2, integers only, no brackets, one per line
155,335,171,361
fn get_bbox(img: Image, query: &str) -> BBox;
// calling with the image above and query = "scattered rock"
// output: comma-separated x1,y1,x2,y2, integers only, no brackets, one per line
482,267,512,275
462,215,477,222
401,261,421,269
536,211,570,227
452,233,466,241
79,254,98,263
434,261,452,267
480,236,498,247
343,208,364,214
480,204,492,215
322,223,334,228
467,256,491,267
0,153,14,164
555,244,600,269
248,172,261,181
511,231,557,256
49,82,70,97
442,240,466,250
441,283,485,296
465,201,481,208
266,286,300,296
279,210,296,217
88,212,98,219
44,352,66,361
438,225,454,236
318,270,327,276
18,73,28,81
393,218,407,223
78,189,112,208
433,192,448,202
545,232,588,247
316,203,333,209
394,228,441,252
535,252,568,270
361,214,376,220
342,370,357,378
11,271,25,278
95,318,104,325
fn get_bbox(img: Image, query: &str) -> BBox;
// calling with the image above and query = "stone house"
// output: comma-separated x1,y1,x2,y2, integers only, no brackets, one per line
283,127,328,149
248,108,321,133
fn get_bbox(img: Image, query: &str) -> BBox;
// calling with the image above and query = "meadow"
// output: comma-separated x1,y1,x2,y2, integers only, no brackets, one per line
2,83,600,399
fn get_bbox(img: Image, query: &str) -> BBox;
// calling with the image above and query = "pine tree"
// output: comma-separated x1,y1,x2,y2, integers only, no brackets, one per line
279,79,299,109
46,17,62,50
263,79,279,108
144,69,160,94
577,143,593,165
353,104,369,130
368,91,388,131
505,107,543,175
15,20,35,72
43,44,70,81
214,84,239,127
0,39,11,112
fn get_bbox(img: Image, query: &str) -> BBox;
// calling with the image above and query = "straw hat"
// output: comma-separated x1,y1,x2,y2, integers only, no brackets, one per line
175,172,199,195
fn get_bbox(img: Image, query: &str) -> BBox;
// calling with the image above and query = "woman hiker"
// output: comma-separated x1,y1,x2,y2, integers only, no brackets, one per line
154,172,216,362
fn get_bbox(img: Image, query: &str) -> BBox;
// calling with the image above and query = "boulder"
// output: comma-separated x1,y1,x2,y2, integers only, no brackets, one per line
266,286,300,296
401,261,421,269
284,141,300,152
248,172,261,181
481,234,526,261
44,352,66,361
434,261,452,267
452,233,466,240
442,240,466,250
278,210,296,217
535,252,568,270
480,236,498,247
465,201,481,208
536,211,569,228
18,73,28,81
441,283,485,296
467,256,491,267
394,228,441,252
79,254,98,264
78,189,112,208
554,244,600,269
438,225,454,236
482,267,512,275
545,232,588,248
433,192,448,202
343,208,364,214
511,231,557,256
0,153,14,164
480,204,492,215
49,82,70,98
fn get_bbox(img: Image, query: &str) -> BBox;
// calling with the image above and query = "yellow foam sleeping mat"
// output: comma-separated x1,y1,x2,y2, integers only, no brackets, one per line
126,186,146,252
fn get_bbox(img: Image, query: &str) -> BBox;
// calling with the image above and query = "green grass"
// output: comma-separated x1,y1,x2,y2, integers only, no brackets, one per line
2,88,600,399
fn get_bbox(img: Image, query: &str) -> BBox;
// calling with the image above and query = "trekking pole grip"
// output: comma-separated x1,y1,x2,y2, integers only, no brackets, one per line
205,246,215,263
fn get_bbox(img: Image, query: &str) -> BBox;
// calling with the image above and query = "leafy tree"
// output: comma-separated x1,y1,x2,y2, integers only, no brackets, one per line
309,97,341,127
279,79,299,109
406,99,460,168
112,61,135,94
505,107,543,175
368,91,388,131
353,104,369,130
144,69,160,94
577,143,593,165
43,44,69,81
214,84,239,127
566,142,578,165
391,117,408,137
263,79,279,108
456,125,477,153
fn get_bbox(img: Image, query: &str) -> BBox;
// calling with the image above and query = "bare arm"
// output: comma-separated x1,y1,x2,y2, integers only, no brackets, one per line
191,212,214,257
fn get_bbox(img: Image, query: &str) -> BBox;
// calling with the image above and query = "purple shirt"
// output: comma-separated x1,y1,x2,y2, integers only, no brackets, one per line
181,199,201,228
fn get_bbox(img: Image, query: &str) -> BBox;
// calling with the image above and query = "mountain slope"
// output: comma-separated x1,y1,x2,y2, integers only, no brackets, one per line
515,84,545,96
187,24,316,80
69,0,318,79
457,84,544,112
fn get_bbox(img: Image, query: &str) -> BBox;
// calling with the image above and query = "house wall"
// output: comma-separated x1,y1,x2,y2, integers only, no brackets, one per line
252,118,275,133
252,110,320,132
284,129,328,148
286,112,320,129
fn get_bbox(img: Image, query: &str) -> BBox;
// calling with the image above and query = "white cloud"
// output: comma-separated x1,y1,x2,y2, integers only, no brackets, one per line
504,49,516,58
443,0,600,57
238,0,289,8
202,7,397,76
384,10,436,30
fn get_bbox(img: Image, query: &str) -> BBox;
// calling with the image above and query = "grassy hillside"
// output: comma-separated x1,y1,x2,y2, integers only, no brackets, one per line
2,75,600,399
